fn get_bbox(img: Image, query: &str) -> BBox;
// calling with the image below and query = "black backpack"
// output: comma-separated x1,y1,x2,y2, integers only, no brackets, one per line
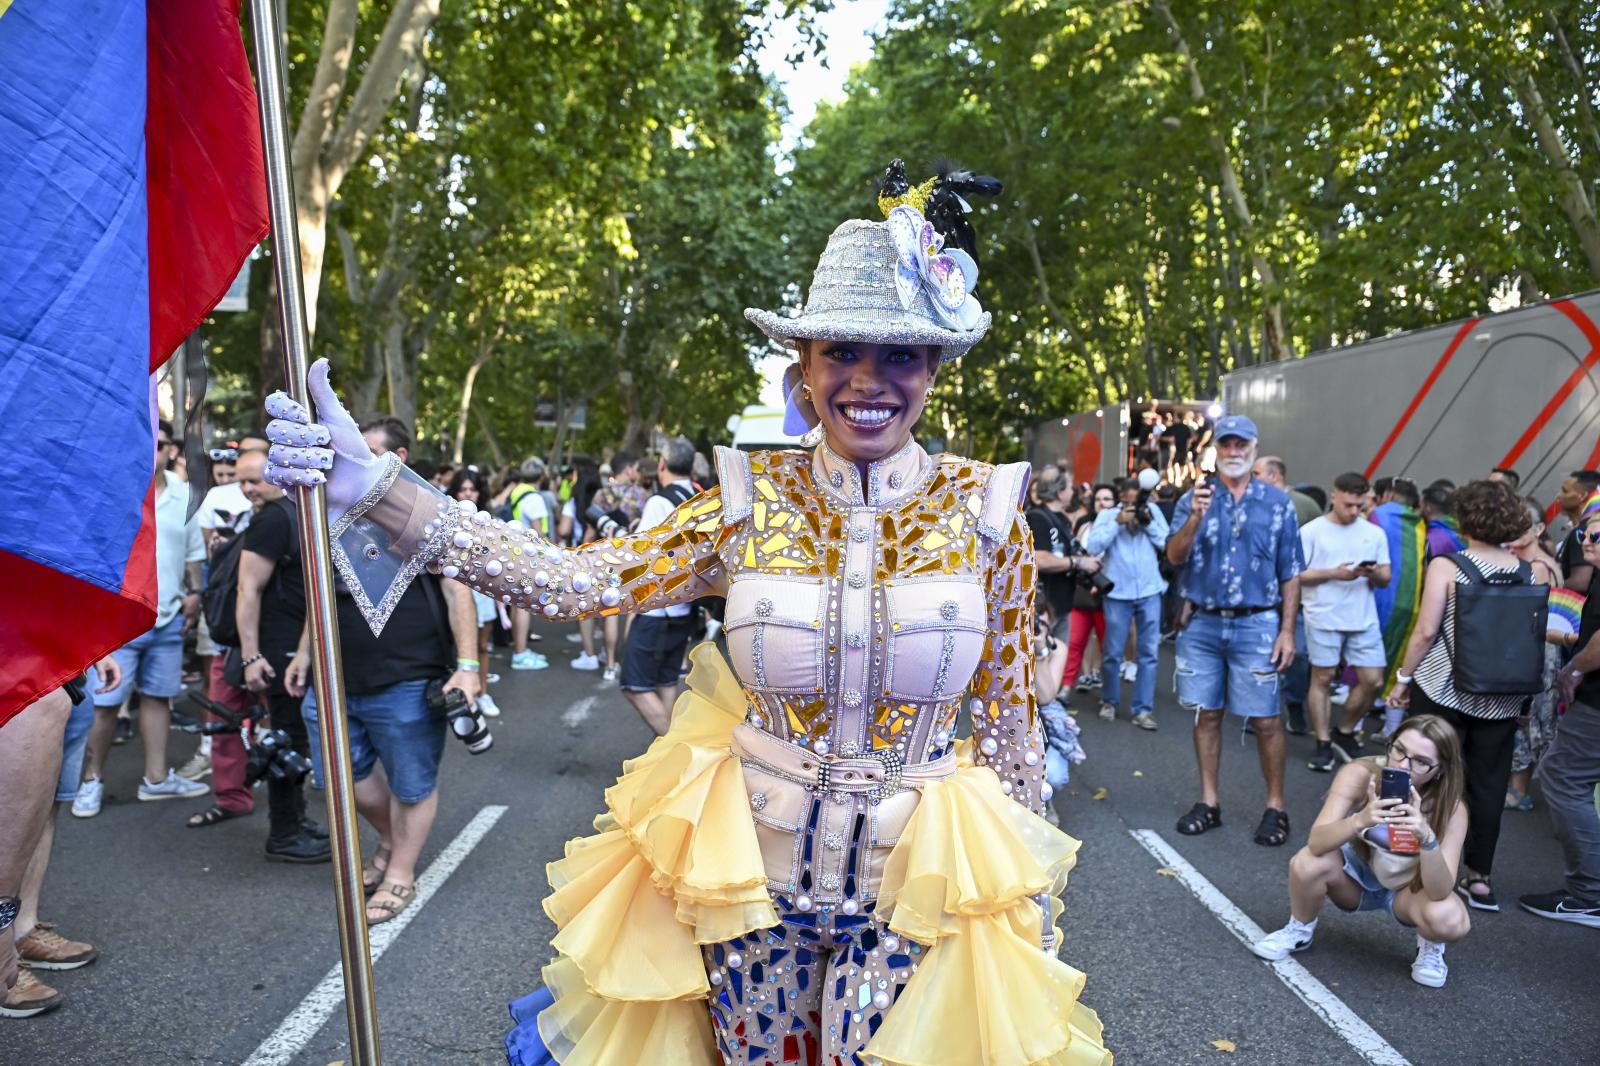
1446,553,1549,696
202,499,298,649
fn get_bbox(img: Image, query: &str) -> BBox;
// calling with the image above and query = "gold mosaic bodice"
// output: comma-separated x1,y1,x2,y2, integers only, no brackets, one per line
423,439,1046,811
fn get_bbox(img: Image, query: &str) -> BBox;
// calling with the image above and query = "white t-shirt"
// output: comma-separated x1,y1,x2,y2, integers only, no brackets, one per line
1299,514,1389,631
510,486,551,537
154,471,207,628
198,482,252,534
638,485,694,618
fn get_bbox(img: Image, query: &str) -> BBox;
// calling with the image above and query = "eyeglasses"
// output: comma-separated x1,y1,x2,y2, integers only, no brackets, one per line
1387,737,1437,775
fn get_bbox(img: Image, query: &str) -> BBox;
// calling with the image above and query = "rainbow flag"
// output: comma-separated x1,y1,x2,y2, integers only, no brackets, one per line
1371,502,1427,692
0,1,268,724
1548,587,1586,636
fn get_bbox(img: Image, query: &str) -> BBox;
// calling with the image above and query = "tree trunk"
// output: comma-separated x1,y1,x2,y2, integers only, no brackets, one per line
474,402,506,470
1484,0,1600,280
1544,9,1600,172
1151,0,1289,359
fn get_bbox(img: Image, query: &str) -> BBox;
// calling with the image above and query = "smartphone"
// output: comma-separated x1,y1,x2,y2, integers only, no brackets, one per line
1380,767,1418,854
1357,559,1377,569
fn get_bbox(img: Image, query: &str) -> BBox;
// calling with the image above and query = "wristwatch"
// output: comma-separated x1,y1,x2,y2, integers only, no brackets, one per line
0,895,20,932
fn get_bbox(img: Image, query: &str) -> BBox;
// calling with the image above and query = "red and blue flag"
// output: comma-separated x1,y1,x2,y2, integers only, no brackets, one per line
0,0,268,724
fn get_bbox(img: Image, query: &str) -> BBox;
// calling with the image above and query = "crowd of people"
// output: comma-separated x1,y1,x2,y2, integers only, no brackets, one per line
1025,419,1600,990
4,403,1599,1022
0,411,723,1019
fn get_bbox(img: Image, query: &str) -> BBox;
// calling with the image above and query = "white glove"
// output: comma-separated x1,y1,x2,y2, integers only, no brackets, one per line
263,359,386,527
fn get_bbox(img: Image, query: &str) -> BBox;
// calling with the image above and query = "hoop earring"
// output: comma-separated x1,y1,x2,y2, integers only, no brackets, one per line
924,388,934,401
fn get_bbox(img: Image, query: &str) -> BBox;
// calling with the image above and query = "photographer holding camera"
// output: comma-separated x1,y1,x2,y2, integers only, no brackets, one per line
1083,471,1169,730
284,415,481,925
1252,714,1470,989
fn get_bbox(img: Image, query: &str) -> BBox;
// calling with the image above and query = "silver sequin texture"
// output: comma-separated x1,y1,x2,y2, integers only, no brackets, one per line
848,571,866,589
940,599,960,621
822,831,846,850
755,597,775,617
750,792,768,812
818,873,842,891
851,526,870,543
888,472,904,490
843,690,863,707
830,470,845,488
846,632,866,649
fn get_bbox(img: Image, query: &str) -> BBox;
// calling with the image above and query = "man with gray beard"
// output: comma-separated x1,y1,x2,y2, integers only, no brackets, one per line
1166,416,1305,848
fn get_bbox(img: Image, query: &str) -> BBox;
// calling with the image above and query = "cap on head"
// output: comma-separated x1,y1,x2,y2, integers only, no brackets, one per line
1213,414,1258,444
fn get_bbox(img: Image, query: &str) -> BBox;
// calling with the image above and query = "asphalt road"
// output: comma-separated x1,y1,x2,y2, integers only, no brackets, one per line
8,630,1597,1066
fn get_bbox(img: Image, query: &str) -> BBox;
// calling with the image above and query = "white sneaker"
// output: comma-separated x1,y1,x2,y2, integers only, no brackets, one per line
137,769,210,802
477,693,502,718
1410,936,1447,988
71,778,103,819
572,652,600,671
177,750,212,781
602,665,620,683
1120,661,1137,683
566,633,583,644
1098,702,1116,721
1251,920,1315,961
1330,683,1351,705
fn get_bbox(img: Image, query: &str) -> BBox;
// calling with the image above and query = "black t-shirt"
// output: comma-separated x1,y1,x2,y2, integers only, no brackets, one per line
241,498,306,654
338,575,453,695
1561,529,1586,577
1576,572,1600,709
1026,507,1078,617
1166,421,1193,457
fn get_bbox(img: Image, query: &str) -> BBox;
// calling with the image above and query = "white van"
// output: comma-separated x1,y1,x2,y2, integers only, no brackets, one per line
726,404,807,452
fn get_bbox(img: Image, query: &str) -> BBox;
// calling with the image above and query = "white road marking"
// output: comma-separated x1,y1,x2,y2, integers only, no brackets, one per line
242,805,510,1066
1130,829,1411,1066
562,694,598,727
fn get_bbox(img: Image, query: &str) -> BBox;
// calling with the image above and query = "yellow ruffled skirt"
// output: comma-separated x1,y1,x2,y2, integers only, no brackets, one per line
528,643,1112,1066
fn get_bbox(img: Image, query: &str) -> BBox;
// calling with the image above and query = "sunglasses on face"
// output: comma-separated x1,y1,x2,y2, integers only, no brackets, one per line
209,447,238,462
158,439,174,449
1580,529,1600,545
1387,738,1438,775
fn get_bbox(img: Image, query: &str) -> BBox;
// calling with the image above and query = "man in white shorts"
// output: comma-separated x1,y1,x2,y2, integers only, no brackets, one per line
1299,471,1391,771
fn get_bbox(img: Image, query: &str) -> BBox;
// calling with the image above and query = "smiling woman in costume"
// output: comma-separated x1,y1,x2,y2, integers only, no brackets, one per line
263,160,1112,1066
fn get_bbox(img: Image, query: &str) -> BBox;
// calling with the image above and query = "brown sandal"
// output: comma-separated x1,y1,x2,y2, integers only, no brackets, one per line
362,845,391,896
365,881,415,925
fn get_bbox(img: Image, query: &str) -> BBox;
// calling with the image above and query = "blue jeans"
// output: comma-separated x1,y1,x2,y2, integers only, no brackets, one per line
1174,609,1283,717
1102,595,1162,715
95,614,186,705
56,681,96,802
1281,613,1310,706
302,680,445,804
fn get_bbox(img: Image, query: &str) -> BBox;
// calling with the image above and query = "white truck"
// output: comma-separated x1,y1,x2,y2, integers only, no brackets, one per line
1222,290,1600,509
725,404,806,452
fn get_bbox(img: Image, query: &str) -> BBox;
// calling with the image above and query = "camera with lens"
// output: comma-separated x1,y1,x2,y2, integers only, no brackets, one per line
246,728,313,785
583,502,630,539
427,677,493,754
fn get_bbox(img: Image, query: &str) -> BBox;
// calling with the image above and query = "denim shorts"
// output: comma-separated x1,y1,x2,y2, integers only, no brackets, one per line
1336,843,1396,914
1174,609,1282,717
302,679,445,804
1306,622,1386,670
56,682,96,802
619,614,695,692
95,614,186,706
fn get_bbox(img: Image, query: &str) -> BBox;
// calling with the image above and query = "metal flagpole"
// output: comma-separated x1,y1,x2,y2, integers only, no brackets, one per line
246,1,383,1062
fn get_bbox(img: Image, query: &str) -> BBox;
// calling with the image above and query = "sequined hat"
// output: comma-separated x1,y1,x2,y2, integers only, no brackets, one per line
744,209,992,364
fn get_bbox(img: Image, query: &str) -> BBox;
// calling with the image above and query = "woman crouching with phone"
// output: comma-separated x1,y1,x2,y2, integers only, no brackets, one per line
1251,715,1470,987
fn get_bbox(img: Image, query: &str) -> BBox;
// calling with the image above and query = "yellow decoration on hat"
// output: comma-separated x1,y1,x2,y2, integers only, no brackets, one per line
877,175,937,218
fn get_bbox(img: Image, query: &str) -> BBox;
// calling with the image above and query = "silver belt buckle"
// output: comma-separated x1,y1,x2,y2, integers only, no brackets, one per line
867,747,904,801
